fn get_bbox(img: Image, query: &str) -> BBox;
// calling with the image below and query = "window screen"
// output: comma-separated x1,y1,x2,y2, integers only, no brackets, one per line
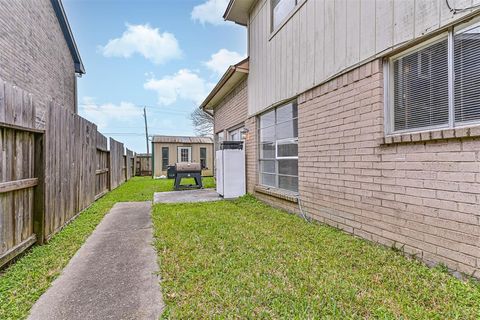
258,101,298,192
392,37,449,132
454,24,480,124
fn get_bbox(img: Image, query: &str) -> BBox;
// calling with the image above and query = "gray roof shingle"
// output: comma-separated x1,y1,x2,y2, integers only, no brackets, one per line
152,135,213,144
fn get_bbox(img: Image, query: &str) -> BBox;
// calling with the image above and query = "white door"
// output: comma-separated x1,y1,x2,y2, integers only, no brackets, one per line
177,147,192,163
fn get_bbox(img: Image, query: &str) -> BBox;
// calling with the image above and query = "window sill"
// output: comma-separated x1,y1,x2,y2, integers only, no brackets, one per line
382,125,480,145
254,185,298,203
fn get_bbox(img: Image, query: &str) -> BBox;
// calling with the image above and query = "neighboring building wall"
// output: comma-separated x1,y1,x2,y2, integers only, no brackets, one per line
153,143,214,177
214,79,248,139
247,0,480,115
284,59,478,276
0,0,76,111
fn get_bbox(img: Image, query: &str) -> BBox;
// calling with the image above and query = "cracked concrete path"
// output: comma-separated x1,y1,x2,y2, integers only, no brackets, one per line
28,202,164,320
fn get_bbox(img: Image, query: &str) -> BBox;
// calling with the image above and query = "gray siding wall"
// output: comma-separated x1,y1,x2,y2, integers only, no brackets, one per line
248,0,480,115
0,0,77,111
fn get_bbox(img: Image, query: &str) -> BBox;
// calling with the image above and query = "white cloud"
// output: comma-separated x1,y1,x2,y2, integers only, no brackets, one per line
191,0,229,26
144,69,214,106
99,24,182,64
79,97,143,130
204,48,245,76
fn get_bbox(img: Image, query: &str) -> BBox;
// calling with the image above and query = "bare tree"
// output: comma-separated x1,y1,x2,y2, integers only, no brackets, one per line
190,108,214,137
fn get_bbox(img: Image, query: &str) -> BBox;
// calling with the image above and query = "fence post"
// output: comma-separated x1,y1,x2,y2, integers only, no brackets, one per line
107,150,112,191
33,133,45,245
124,154,127,181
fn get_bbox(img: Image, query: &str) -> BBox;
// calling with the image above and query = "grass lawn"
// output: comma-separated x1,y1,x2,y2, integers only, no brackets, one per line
153,196,480,319
0,176,214,320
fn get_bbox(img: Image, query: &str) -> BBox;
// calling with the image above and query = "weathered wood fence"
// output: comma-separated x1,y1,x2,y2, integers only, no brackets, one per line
135,154,152,176
0,80,136,267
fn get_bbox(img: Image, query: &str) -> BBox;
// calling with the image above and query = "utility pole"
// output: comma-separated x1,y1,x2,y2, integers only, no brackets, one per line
143,107,149,155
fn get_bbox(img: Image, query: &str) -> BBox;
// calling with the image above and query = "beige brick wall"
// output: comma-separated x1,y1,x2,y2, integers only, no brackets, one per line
214,79,248,139
0,0,76,111
293,59,479,276
243,59,479,276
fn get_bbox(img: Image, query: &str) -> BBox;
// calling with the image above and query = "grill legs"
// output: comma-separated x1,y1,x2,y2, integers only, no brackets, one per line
174,172,203,191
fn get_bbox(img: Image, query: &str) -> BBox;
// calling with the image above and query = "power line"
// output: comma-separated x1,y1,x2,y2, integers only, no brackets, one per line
77,103,192,115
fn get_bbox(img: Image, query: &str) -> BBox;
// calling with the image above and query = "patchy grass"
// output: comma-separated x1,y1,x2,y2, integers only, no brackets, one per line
0,176,214,320
153,196,480,319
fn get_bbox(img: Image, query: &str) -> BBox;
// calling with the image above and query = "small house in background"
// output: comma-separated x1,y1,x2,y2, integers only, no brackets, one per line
152,135,214,178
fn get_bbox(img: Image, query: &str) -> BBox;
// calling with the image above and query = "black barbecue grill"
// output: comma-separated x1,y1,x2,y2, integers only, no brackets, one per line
174,162,203,190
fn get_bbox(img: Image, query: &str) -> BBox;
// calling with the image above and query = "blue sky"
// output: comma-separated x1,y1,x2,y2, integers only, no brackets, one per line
63,0,247,152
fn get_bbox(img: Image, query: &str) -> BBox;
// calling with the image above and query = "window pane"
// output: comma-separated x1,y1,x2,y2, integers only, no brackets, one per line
260,160,276,174
260,142,275,159
261,173,276,187
276,102,298,123
260,126,275,143
277,139,298,157
162,147,169,170
260,110,275,128
393,37,449,131
200,147,206,159
276,119,298,139
279,175,298,192
272,0,296,30
454,24,480,123
278,159,298,176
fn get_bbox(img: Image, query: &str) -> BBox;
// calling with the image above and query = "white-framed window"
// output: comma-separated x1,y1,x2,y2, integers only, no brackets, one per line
385,20,480,134
271,0,298,31
228,126,244,141
177,146,191,163
258,101,298,193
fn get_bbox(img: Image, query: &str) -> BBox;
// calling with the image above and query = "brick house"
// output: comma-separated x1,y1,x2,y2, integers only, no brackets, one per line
200,58,249,150
0,0,84,112
206,0,480,277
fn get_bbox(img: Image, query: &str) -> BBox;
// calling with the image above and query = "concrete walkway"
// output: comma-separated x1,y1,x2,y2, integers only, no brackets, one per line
28,202,164,320
154,188,221,204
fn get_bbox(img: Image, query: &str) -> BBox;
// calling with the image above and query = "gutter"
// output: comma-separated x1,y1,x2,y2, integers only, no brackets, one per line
50,0,85,74
199,57,249,111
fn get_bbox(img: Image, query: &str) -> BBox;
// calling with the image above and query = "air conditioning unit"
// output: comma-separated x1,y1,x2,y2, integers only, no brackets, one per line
216,141,245,199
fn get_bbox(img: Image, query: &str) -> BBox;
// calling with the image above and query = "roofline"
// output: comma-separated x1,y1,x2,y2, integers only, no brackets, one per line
200,57,249,111
223,0,256,26
223,0,236,23
152,135,214,144
50,0,85,74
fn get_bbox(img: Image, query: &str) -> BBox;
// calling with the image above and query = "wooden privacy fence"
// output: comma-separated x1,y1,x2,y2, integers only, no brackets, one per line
0,79,137,267
125,149,134,180
95,132,109,200
109,138,125,190
135,154,152,176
